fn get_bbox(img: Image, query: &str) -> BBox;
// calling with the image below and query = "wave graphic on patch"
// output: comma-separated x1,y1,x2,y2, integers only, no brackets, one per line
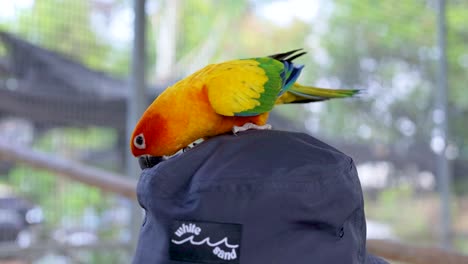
171,236,239,249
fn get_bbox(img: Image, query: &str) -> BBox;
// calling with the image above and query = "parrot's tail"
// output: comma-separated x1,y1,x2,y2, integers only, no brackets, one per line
277,83,360,104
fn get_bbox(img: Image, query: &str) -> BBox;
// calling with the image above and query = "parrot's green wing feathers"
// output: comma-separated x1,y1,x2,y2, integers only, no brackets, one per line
204,57,284,116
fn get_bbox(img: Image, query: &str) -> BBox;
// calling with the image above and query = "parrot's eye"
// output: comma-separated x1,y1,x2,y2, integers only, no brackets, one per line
133,134,146,149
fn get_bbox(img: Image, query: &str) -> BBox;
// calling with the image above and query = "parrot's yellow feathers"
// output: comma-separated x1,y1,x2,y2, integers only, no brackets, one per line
204,59,270,116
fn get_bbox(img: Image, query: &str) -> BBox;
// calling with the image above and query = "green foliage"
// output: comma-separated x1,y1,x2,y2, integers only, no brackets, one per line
310,1,434,142
88,250,131,264
0,126,119,262
0,42,5,57
34,127,117,154
232,19,310,61
365,186,434,241
7,166,104,227
447,1,468,109
453,176,468,195
0,0,129,77
305,0,468,155
176,0,248,60
455,237,468,255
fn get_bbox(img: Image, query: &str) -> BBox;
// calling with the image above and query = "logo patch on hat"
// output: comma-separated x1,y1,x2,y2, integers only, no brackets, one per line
169,220,242,263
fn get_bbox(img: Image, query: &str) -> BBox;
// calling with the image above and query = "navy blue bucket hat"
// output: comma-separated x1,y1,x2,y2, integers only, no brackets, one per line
132,130,388,264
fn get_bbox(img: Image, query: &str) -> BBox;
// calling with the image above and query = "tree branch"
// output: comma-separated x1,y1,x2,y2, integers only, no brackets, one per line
0,140,137,199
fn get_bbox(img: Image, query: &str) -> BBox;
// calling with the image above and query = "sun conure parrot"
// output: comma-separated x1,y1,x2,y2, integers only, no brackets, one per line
131,49,359,160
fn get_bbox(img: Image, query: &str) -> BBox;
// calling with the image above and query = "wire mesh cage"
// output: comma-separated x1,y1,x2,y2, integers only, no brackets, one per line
0,1,134,263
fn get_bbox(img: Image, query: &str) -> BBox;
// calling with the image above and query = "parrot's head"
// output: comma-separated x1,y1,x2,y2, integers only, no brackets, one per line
131,131,148,157
130,112,168,158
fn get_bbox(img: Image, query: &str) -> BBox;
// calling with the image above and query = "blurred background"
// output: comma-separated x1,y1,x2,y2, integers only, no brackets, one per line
0,0,467,263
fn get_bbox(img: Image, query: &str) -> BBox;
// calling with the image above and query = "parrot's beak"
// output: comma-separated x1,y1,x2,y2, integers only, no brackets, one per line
138,155,164,169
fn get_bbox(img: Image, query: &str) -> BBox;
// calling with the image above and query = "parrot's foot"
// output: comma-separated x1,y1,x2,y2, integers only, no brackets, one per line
161,139,205,161
232,123,272,134
183,138,204,151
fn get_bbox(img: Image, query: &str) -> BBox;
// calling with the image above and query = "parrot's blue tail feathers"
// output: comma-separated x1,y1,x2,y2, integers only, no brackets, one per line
286,64,304,87
269,49,307,96
278,62,304,96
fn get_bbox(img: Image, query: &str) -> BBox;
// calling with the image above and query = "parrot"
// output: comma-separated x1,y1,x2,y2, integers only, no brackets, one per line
131,49,359,160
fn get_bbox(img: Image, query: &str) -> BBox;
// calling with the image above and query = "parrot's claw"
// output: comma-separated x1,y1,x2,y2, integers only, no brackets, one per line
182,138,205,153
232,123,272,134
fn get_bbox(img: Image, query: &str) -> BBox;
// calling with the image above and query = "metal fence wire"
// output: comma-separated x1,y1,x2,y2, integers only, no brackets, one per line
0,1,135,263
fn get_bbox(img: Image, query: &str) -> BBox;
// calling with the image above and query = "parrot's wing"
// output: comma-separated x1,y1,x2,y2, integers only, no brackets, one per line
204,58,285,117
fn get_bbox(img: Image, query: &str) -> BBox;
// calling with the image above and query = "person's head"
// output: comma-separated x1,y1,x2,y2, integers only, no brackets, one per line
132,130,388,263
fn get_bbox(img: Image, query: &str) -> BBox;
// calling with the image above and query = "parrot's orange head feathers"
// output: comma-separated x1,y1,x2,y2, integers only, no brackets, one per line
130,112,168,157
